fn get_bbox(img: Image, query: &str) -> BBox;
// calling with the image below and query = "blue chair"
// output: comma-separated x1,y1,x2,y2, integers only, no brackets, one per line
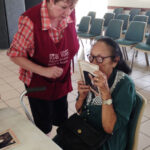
145,10,150,38
133,15,148,22
116,21,146,66
129,8,141,21
103,13,115,30
116,14,130,34
113,8,123,19
125,91,147,150
145,10,150,25
133,15,149,39
78,18,104,50
77,16,91,35
132,33,150,66
87,11,96,25
78,18,104,39
95,19,123,40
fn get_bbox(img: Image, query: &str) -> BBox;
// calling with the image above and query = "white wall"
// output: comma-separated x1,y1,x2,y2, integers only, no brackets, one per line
76,0,108,24
108,0,150,8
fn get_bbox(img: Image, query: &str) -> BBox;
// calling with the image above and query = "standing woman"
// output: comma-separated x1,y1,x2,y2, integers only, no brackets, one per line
7,0,79,136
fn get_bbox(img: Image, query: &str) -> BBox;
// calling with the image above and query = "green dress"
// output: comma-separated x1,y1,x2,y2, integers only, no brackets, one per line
80,69,136,150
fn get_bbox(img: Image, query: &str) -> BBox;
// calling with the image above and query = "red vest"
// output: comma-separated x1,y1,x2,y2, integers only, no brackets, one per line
23,4,79,100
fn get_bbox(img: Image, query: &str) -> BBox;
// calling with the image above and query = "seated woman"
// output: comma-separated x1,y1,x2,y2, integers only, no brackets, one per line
54,37,136,150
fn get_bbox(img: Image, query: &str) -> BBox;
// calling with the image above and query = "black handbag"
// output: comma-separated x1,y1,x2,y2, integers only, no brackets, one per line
55,113,111,150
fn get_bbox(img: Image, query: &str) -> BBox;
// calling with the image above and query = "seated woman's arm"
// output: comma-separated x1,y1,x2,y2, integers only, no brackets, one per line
93,71,117,134
112,78,136,133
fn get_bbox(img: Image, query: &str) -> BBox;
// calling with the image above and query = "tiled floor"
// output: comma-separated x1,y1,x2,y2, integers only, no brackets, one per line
0,45,150,149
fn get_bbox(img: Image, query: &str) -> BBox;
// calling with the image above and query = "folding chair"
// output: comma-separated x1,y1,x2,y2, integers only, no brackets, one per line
113,8,123,19
116,21,146,68
125,91,147,150
95,19,123,40
132,33,150,66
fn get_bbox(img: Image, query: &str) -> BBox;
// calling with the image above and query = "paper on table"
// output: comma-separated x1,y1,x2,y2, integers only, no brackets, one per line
0,129,20,150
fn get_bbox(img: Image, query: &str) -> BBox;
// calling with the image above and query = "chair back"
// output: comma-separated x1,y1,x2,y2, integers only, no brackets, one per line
133,15,148,22
125,21,146,42
146,33,150,44
78,16,91,33
129,8,141,21
89,18,104,36
87,11,96,24
105,19,123,40
117,14,129,30
145,10,150,25
125,91,147,150
103,13,115,27
113,8,123,18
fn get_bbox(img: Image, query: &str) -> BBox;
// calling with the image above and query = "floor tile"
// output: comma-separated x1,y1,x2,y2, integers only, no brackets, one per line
137,133,150,150
0,102,8,109
140,120,150,137
1,89,20,101
144,145,150,150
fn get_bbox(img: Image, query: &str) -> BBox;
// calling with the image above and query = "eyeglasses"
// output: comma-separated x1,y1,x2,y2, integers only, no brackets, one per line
87,54,114,64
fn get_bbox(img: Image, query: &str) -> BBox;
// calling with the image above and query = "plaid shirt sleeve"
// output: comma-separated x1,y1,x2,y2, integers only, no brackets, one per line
7,15,34,58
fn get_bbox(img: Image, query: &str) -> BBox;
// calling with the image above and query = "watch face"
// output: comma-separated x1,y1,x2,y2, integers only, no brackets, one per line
107,99,112,105
103,99,112,105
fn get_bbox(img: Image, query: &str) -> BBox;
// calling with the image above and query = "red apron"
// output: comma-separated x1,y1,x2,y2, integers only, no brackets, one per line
23,4,79,100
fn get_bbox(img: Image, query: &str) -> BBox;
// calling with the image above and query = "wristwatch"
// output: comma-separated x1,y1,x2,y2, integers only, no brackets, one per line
102,99,112,105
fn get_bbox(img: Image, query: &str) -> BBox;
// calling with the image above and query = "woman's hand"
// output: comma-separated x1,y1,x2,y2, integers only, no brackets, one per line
10,57,63,79
75,81,90,113
93,71,111,100
41,66,63,79
78,81,90,100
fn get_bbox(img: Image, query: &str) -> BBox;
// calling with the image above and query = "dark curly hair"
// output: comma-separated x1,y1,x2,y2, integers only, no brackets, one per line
96,37,131,75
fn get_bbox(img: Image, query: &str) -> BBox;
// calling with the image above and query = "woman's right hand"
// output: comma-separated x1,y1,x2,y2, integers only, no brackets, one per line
77,81,90,100
41,66,63,79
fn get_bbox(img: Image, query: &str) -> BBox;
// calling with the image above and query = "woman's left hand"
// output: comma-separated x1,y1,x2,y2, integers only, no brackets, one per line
93,70,111,100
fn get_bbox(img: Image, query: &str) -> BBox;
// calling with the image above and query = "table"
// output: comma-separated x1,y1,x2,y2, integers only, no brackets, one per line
0,108,62,150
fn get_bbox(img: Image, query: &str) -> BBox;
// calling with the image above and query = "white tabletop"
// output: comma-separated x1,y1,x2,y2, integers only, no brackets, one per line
0,108,62,150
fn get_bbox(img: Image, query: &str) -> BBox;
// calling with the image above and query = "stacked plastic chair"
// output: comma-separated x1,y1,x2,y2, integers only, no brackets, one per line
133,15,148,22
78,18,104,39
145,10,150,38
116,21,146,68
116,14,130,35
129,8,141,21
132,33,150,66
95,19,123,40
87,11,96,25
78,18,104,48
103,13,115,30
113,8,123,19
77,16,91,35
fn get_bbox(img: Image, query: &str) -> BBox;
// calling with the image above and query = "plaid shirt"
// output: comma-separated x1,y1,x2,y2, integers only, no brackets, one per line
7,0,73,85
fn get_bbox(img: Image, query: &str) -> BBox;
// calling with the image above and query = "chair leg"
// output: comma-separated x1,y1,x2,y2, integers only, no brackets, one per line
135,51,138,57
80,38,84,50
131,49,136,69
122,47,126,60
144,52,149,66
124,47,128,60
122,47,128,61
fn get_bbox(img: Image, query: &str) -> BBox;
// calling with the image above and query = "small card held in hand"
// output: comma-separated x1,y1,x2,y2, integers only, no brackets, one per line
78,60,99,94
